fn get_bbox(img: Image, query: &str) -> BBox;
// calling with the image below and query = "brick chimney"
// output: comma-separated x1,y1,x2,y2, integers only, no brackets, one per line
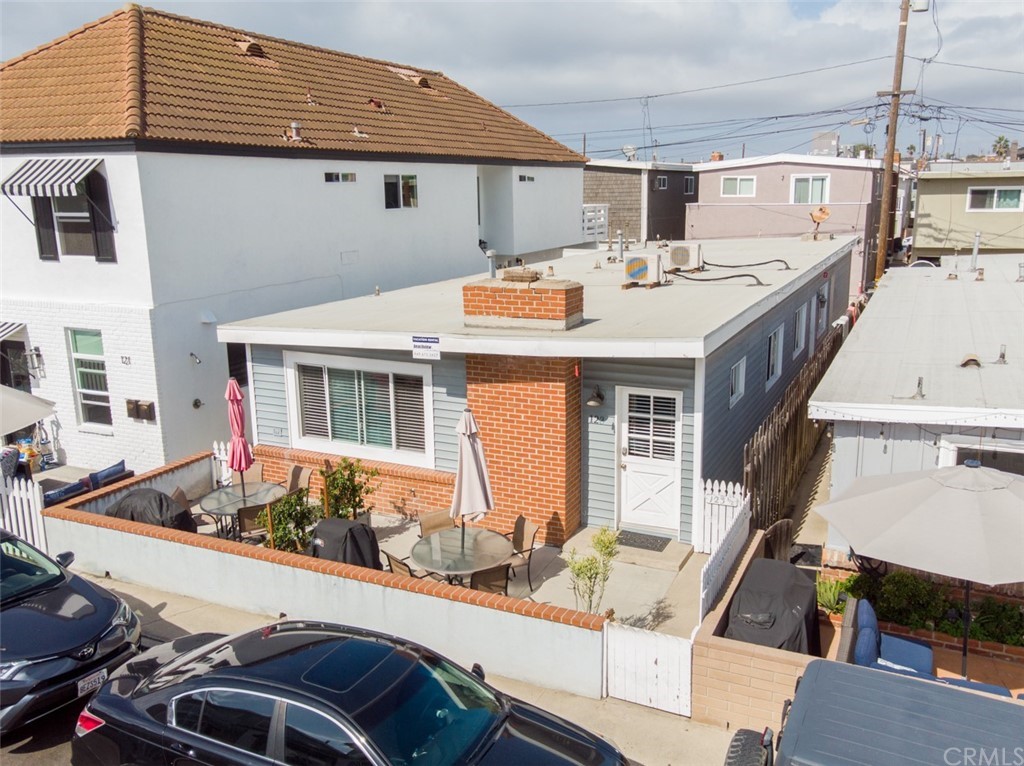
462,267,584,330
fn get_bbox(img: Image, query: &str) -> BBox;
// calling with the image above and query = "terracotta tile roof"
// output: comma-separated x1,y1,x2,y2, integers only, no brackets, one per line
1,5,583,164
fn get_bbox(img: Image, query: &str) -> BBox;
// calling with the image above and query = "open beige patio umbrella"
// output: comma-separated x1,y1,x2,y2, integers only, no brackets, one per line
450,408,494,550
1,385,55,436
815,461,1024,677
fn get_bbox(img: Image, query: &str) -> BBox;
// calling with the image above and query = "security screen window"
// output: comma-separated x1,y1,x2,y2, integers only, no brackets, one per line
69,328,112,425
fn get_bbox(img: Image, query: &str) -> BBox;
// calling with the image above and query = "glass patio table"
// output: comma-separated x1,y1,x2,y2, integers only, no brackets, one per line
199,481,286,539
410,527,513,584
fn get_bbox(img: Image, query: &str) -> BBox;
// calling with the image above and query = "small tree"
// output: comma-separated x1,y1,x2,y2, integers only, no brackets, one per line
319,458,378,519
566,528,619,614
258,489,322,552
992,135,1010,159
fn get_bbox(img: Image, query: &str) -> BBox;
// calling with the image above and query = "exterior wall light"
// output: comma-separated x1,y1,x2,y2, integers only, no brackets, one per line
586,385,605,407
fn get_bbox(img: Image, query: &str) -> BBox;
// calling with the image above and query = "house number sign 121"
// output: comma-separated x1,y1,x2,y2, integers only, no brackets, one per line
121,356,131,366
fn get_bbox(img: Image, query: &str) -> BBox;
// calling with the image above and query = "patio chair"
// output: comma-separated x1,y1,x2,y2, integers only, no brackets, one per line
171,485,219,535
383,550,444,581
504,514,540,591
764,518,793,562
284,464,312,494
231,462,264,487
470,563,511,596
236,503,269,544
418,509,455,538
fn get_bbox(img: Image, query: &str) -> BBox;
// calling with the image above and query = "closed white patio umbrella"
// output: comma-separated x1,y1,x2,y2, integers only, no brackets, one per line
450,408,494,549
1,385,55,436
816,461,1024,676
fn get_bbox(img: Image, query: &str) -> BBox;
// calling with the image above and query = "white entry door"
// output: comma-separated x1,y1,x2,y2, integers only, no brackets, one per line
617,388,682,533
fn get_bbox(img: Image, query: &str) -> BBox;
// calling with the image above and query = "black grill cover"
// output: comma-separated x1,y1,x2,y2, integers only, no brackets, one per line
724,558,821,656
104,488,197,533
307,518,382,570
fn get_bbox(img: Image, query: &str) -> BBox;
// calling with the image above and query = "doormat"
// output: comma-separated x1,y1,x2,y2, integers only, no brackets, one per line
618,531,670,552
790,543,822,568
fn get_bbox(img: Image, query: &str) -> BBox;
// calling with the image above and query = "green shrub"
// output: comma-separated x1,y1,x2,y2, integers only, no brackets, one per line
259,489,323,552
816,577,846,615
320,458,378,520
877,571,948,629
842,572,882,605
566,528,619,614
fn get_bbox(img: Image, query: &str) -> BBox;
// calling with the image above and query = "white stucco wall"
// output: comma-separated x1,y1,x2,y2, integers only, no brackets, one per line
3,149,584,469
43,518,606,699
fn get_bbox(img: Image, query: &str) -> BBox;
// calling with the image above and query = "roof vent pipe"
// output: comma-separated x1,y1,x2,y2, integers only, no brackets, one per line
486,249,497,279
290,121,302,141
969,231,981,272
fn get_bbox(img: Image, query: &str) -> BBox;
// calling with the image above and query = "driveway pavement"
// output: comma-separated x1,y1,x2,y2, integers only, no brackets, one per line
1,572,732,766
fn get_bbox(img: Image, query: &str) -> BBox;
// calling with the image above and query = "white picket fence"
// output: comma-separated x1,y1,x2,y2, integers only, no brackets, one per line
605,622,692,716
698,481,752,623
1,475,47,553
211,440,232,486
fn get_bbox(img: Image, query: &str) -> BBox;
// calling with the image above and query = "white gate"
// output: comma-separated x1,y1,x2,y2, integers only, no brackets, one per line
605,622,691,716
697,480,747,554
698,488,752,623
1,475,47,552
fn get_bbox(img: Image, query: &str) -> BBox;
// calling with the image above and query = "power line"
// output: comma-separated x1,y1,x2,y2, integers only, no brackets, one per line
905,57,1024,77
500,56,892,108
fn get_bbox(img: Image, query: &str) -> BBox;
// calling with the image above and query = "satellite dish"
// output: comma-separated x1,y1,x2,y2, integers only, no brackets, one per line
621,145,637,161
810,206,831,240
810,206,831,224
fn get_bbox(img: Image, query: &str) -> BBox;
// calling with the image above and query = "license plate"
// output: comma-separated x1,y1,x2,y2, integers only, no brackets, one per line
77,668,108,697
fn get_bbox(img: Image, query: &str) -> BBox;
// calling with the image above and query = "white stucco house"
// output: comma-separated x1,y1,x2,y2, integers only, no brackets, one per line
809,254,1024,562
0,6,587,473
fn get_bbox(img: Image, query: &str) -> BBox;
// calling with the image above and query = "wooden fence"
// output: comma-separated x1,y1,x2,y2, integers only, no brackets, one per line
698,491,751,623
743,323,844,530
1,475,47,552
605,622,692,716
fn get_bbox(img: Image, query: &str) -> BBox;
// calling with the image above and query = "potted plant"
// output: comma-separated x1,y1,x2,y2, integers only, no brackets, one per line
319,458,378,523
258,489,323,552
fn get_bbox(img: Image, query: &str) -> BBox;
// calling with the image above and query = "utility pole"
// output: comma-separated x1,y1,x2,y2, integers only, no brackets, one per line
872,0,913,286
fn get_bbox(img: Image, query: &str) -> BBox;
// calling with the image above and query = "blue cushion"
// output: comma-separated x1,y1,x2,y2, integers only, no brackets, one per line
89,460,126,488
43,480,87,507
857,599,879,633
854,626,880,666
880,633,934,675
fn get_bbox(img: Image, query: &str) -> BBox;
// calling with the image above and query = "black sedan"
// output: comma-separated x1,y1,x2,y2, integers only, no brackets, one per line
72,621,630,765
0,529,142,733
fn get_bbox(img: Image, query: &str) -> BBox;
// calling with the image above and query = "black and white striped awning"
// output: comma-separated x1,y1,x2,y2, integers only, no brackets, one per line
1,158,102,197
0,322,26,342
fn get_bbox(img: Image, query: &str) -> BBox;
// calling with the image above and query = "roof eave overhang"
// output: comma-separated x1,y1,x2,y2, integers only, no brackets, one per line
808,400,1024,429
217,326,707,359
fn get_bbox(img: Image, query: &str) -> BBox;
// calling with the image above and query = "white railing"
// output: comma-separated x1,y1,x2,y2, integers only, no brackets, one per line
582,204,609,242
698,486,751,623
697,480,747,554
1,475,47,552
212,440,231,487
605,622,691,716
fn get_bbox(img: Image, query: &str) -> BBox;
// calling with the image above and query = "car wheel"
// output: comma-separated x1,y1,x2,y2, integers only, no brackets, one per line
723,729,770,766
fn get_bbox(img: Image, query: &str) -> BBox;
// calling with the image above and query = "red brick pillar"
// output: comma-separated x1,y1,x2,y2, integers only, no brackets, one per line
466,356,581,547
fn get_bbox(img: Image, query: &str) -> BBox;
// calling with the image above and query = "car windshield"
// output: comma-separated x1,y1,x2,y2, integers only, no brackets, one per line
346,651,503,766
1,536,65,605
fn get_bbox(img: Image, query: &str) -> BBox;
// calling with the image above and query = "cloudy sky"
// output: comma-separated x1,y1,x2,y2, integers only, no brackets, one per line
2,0,1021,161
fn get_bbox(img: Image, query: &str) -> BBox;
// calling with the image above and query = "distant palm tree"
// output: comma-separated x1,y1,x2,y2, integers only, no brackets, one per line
906,144,916,156
992,135,1010,159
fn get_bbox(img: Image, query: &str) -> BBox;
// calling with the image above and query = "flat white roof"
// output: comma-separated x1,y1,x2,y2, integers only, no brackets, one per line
692,153,881,172
220,236,857,359
587,159,693,171
810,255,1024,427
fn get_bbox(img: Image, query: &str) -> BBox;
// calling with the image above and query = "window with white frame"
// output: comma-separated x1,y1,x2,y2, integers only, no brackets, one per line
793,303,807,358
766,325,784,389
69,328,112,425
656,175,668,190
721,176,755,197
29,171,116,262
518,174,535,183
683,176,695,195
384,174,418,209
729,357,746,408
792,175,829,204
966,187,1022,212
287,353,432,466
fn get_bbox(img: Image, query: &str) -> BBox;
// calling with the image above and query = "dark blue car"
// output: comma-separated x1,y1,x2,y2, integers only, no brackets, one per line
0,529,142,733
72,621,630,765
